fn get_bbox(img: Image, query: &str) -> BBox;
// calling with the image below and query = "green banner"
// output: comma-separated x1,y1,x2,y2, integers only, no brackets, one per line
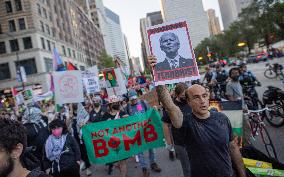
82,108,165,164
248,167,284,177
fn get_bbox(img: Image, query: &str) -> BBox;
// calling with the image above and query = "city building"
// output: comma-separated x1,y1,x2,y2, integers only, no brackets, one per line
0,0,105,93
218,0,252,30
88,1,129,69
130,57,142,75
207,9,222,36
160,0,210,48
140,11,163,70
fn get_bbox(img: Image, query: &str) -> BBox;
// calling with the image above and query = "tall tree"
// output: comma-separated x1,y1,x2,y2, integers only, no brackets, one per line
99,50,115,68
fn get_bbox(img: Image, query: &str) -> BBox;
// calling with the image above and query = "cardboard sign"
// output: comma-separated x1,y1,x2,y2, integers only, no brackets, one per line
147,19,200,85
82,109,165,164
82,66,100,94
54,71,84,105
140,89,160,107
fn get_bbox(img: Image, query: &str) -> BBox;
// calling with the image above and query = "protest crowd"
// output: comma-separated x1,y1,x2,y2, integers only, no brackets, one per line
1,19,284,177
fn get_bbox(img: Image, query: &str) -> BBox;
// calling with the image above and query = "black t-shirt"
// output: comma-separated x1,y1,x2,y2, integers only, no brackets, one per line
184,111,234,177
161,100,192,146
26,170,52,177
89,108,105,123
102,111,127,121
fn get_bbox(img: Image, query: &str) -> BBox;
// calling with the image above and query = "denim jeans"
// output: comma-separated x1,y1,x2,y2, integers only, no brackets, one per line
137,148,156,169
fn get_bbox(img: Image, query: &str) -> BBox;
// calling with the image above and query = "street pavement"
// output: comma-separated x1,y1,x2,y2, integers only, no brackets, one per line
82,57,284,177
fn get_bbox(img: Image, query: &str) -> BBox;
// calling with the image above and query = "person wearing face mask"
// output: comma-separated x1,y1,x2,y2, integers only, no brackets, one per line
102,95,128,177
43,119,81,177
161,83,192,177
89,96,105,123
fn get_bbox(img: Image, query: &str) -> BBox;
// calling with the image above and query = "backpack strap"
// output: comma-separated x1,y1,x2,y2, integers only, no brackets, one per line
140,100,148,111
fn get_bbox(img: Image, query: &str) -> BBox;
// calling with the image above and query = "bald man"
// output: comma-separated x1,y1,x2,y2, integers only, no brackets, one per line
155,32,193,71
149,56,246,177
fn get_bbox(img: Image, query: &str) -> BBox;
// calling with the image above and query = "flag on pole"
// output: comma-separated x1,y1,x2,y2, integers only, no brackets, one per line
53,48,66,71
67,62,78,70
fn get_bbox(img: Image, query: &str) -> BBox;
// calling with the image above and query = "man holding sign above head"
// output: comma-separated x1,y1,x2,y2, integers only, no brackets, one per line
156,32,194,71
148,56,246,177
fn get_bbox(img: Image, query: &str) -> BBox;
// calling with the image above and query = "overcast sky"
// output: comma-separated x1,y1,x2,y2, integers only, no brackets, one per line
103,0,223,58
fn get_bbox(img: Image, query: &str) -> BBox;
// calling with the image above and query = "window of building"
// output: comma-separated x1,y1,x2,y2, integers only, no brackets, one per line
37,4,41,15
43,8,47,19
15,58,37,75
62,45,66,56
46,40,51,51
54,5,57,14
46,0,50,7
9,39,19,52
15,0,23,11
68,48,71,57
51,28,56,37
23,37,32,49
18,18,26,30
40,21,44,32
0,24,2,34
0,63,11,80
73,50,76,59
8,20,16,32
5,1,13,13
44,58,53,72
49,12,53,22
0,42,6,54
45,24,50,35
41,37,45,49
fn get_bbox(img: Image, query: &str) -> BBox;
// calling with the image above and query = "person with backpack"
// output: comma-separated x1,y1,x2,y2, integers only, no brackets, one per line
0,118,51,177
22,104,50,171
126,90,162,177
43,119,81,177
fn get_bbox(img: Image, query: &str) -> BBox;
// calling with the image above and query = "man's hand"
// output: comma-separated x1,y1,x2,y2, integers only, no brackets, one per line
148,55,157,69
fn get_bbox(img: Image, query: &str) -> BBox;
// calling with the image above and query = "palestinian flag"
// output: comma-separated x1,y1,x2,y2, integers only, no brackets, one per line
67,62,78,70
104,69,117,88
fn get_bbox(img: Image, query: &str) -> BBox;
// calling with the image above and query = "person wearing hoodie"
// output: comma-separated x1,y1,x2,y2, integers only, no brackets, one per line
43,119,81,177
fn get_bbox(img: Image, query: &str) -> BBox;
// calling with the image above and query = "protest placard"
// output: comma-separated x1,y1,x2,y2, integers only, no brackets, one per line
53,71,84,105
82,66,100,94
77,103,90,127
102,68,127,97
82,108,165,164
140,89,160,107
147,19,200,86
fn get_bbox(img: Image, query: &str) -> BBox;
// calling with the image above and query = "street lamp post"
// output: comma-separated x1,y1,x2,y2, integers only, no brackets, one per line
5,33,25,90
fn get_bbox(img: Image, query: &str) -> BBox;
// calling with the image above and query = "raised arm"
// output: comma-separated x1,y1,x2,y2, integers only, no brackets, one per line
148,55,183,128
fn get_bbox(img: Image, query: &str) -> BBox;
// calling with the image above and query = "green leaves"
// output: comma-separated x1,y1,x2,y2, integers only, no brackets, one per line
99,50,115,69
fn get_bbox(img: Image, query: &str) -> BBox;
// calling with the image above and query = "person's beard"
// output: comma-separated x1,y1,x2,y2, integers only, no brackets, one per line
0,154,14,177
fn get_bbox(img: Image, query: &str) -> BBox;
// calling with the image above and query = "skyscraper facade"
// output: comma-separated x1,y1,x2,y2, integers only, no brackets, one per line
219,0,252,30
207,9,222,36
160,0,210,48
140,11,163,70
0,0,104,92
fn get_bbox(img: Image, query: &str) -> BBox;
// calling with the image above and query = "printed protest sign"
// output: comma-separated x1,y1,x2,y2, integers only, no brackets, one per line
53,71,84,105
102,68,127,97
33,91,53,102
147,19,200,86
82,108,165,164
82,66,100,94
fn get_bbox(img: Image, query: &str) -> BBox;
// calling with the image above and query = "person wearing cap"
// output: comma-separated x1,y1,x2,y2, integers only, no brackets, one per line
102,95,128,177
89,96,105,123
125,90,162,177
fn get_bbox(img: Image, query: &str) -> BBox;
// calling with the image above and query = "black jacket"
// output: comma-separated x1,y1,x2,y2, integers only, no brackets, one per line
43,134,81,173
155,56,194,71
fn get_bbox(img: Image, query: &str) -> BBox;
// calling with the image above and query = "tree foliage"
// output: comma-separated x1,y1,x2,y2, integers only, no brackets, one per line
99,50,115,68
195,0,284,64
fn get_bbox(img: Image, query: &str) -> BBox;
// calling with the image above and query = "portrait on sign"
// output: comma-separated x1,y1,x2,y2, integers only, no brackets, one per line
147,19,200,85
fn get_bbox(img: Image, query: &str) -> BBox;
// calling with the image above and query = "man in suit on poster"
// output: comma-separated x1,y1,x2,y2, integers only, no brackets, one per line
155,32,194,71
